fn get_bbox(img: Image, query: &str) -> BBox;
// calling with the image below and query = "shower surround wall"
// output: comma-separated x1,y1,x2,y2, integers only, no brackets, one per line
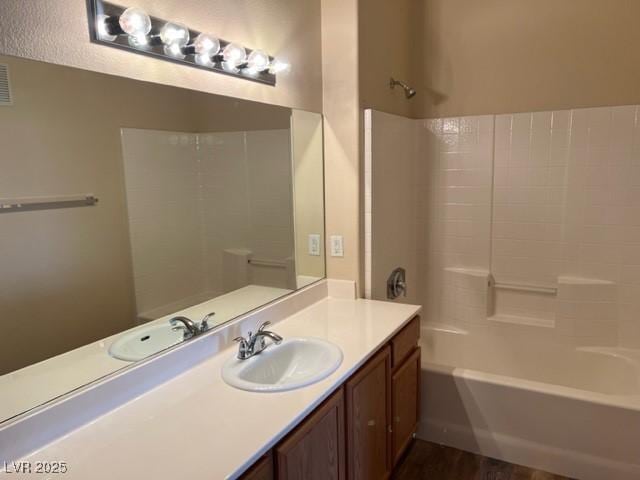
366,107,640,478
365,105,640,349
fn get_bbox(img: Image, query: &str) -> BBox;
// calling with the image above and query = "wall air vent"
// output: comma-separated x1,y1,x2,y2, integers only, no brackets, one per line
0,64,12,106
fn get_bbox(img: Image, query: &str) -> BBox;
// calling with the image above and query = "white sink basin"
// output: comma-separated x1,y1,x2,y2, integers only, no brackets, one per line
222,337,343,392
109,322,183,362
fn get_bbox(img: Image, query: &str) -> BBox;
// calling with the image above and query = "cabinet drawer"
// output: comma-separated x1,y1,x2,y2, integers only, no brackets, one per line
390,316,420,369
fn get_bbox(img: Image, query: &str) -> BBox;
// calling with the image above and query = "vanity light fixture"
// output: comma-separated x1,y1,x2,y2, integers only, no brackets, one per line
88,1,287,86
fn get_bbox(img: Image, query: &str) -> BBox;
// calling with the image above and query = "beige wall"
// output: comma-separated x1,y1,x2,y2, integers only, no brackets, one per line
359,0,415,119
291,110,326,279
0,0,322,112
360,0,640,119
321,0,362,289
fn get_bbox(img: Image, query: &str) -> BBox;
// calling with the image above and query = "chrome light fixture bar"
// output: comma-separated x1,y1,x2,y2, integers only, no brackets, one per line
87,1,289,86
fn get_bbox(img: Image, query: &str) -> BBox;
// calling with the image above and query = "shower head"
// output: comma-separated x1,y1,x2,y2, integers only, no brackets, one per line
390,77,416,99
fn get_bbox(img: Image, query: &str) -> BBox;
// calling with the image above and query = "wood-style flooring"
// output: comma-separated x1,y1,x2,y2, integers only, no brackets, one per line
392,440,574,480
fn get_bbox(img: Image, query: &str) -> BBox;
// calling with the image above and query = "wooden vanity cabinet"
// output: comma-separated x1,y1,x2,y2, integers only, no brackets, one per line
345,346,391,480
275,387,345,480
390,347,420,464
240,452,274,480
239,316,420,480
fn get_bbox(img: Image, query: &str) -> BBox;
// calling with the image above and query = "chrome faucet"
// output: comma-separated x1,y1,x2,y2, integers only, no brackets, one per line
170,312,215,340
234,321,283,360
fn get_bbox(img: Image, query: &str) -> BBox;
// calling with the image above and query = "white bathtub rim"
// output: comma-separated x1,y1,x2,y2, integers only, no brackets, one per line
422,360,640,413
418,417,640,480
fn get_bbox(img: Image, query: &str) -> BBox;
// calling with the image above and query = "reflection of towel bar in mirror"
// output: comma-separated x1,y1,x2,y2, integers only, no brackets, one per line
0,195,99,213
248,258,287,269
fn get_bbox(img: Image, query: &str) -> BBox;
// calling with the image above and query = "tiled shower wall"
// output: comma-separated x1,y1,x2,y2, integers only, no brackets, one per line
199,130,295,293
419,115,494,333
121,128,294,320
366,105,640,348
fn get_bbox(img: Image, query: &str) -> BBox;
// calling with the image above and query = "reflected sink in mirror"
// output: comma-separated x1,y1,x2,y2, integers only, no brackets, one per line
222,337,343,392
109,323,183,362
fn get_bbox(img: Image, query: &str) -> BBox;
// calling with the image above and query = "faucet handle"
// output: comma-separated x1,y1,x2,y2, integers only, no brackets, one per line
200,312,215,332
258,321,272,332
234,335,249,349
234,336,250,359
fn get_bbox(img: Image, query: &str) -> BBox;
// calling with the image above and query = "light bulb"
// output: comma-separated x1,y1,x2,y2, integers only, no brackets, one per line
269,59,291,75
195,53,214,67
222,62,237,72
128,34,149,48
119,7,152,37
222,43,247,67
164,43,185,59
193,33,220,56
247,50,270,72
160,22,190,47
96,14,117,41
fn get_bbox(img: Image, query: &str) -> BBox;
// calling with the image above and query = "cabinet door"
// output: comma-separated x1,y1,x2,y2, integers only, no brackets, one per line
276,387,345,480
345,346,391,480
239,452,273,480
391,347,421,465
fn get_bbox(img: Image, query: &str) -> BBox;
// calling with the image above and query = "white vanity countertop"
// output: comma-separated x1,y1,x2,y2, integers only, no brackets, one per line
12,297,421,480
0,285,292,422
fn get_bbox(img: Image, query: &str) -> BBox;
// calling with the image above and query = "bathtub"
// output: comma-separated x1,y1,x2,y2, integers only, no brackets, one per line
418,325,640,480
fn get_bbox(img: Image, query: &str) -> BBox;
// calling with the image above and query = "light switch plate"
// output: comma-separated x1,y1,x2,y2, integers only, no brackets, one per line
308,234,321,256
330,235,344,257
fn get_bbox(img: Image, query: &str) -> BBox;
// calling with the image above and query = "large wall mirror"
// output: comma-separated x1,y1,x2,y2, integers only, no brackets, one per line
0,54,325,423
